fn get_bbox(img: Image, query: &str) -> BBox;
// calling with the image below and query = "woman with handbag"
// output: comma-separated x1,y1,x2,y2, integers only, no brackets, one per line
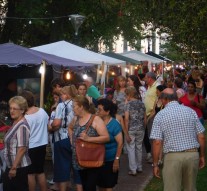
96,99,123,191
68,95,109,191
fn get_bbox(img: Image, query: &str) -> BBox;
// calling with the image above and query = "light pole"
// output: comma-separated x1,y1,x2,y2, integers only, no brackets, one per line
69,14,85,44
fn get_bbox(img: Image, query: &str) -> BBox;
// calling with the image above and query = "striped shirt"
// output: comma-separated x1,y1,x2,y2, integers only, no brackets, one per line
53,100,74,142
4,119,31,168
150,101,205,153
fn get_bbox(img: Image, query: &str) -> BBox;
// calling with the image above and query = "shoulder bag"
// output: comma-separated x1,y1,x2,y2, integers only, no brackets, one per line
75,115,105,168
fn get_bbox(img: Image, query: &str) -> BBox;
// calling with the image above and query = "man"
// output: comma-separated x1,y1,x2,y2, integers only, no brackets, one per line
150,88,205,191
84,77,101,107
144,72,159,162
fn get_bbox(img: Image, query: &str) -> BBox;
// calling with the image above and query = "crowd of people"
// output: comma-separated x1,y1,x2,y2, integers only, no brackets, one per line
1,65,206,191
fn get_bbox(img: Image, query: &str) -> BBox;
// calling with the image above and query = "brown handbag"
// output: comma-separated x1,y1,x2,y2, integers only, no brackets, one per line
75,115,105,168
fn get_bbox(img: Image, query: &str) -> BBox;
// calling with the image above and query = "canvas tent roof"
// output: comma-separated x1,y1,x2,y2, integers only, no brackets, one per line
146,51,173,62
31,40,125,65
103,52,141,64
0,43,90,67
120,50,163,63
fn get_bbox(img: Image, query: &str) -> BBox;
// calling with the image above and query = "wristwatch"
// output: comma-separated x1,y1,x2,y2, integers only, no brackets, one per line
115,156,120,160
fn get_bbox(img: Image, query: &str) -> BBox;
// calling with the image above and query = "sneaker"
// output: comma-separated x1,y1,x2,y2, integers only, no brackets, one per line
128,171,137,176
146,153,152,161
47,179,54,185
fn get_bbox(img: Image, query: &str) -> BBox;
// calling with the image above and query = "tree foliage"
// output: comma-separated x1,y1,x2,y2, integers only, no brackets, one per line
1,0,207,62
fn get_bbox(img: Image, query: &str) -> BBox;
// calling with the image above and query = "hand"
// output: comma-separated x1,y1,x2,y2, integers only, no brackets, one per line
153,166,161,179
79,131,89,141
199,156,205,169
126,134,132,143
113,159,119,173
9,168,16,179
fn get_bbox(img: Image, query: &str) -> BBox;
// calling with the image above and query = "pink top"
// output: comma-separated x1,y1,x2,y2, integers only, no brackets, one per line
179,93,203,118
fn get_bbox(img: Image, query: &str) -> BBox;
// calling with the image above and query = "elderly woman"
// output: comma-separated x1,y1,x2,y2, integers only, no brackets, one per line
68,95,109,191
124,86,146,175
96,99,123,191
21,90,49,191
3,96,31,191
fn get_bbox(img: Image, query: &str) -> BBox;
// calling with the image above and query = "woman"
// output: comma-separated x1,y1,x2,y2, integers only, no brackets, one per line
113,76,127,116
21,90,49,191
127,75,146,102
48,85,81,191
96,99,123,191
3,96,31,191
68,95,109,191
77,83,93,104
124,86,146,175
180,80,205,124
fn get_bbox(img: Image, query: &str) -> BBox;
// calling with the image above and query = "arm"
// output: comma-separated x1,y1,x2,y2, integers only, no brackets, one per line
124,111,131,143
152,139,162,178
49,118,61,131
68,117,77,144
113,132,123,173
79,116,109,143
197,133,206,169
9,147,27,178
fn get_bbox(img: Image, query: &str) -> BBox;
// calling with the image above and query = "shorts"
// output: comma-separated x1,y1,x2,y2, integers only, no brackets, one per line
97,161,118,188
28,145,46,174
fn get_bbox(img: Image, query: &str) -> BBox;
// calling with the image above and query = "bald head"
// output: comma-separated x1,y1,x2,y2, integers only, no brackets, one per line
162,88,174,95
160,88,178,103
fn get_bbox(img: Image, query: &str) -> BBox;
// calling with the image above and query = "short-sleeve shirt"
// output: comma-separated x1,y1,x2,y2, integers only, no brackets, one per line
54,100,74,142
105,118,122,161
150,101,205,153
144,81,158,116
4,119,31,168
113,90,126,116
87,85,100,100
179,93,203,118
125,100,145,131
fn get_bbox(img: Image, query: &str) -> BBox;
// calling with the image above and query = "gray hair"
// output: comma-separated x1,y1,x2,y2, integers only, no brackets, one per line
160,90,178,101
146,72,156,81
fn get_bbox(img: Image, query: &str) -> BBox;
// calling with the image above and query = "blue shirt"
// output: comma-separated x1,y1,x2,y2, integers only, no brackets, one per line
150,101,205,153
105,118,122,161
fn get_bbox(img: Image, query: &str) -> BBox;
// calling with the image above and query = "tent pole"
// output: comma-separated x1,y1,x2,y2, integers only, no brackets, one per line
40,61,46,108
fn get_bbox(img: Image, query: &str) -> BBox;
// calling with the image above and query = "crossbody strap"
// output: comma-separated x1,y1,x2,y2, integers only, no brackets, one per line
85,115,96,134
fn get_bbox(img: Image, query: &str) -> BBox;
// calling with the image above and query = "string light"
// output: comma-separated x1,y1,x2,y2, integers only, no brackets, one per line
52,20,55,24
29,20,32,24
83,74,88,80
99,70,102,74
65,71,71,80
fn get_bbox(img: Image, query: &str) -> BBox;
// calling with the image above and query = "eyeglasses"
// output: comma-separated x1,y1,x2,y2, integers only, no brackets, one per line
9,107,22,111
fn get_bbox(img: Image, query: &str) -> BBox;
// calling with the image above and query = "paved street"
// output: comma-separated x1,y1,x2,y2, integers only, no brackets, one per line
43,152,153,191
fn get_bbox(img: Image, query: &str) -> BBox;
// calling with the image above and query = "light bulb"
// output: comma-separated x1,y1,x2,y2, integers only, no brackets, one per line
83,74,88,80
52,20,55,24
66,71,70,80
99,70,102,74
29,20,32,24
39,65,45,74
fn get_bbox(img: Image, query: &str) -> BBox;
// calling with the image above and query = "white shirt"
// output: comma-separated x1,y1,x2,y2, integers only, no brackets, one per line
25,108,49,148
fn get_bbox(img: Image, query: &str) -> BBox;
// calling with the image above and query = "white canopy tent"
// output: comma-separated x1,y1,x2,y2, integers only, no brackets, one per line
32,40,126,86
120,50,163,63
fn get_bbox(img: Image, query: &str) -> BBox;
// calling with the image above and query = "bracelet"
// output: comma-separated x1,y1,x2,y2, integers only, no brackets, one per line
152,163,158,167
